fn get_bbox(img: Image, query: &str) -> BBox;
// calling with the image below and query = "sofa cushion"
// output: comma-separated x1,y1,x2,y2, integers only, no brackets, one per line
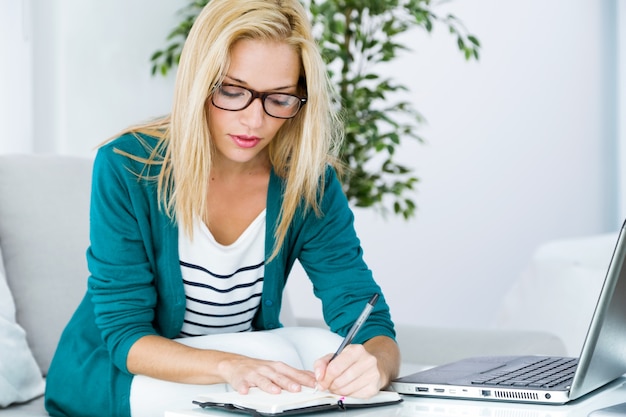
0,244,45,407
0,155,92,375
495,233,617,356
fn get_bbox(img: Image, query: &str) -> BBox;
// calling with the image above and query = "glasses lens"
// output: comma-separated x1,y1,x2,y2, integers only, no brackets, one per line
264,94,301,118
213,85,251,111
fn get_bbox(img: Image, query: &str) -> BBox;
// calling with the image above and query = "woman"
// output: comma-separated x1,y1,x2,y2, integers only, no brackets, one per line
45,0,400,416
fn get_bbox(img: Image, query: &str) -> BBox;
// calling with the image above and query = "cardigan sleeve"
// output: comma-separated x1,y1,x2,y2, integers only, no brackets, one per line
86,137,161,374
296,168,396,344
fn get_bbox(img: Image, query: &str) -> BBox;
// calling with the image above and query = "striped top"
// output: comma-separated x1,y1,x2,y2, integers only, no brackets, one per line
177,210,266,337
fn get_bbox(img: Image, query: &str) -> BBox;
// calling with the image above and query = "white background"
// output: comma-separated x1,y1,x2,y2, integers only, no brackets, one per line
1,0,624,331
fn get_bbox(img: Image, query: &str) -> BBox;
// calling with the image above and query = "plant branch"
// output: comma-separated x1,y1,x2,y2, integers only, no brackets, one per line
149,0,481,220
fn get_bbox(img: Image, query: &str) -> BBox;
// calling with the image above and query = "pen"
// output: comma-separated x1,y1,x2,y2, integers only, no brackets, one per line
330,293,379,362
314,293,379,393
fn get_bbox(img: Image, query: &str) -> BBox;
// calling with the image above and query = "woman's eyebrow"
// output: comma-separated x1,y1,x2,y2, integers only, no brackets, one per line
224,75,296,91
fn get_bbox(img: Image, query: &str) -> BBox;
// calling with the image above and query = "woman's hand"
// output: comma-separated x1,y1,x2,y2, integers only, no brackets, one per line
218,355,316,394
312,335,400,398
313,344,381,398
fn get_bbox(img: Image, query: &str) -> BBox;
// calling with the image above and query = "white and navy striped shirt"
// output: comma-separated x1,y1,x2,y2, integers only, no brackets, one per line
177,211,266,337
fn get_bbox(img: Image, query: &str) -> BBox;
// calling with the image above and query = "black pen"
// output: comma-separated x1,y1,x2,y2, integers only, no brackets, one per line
330,293,379,361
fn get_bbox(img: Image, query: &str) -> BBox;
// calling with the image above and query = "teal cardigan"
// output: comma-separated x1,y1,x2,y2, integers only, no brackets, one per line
45,134,395,417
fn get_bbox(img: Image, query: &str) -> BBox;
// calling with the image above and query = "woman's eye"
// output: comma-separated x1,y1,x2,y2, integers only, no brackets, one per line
220,86,245,98
268,95,295,107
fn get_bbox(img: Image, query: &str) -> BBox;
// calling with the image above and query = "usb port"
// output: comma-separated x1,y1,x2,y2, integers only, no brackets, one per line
416,387,429,392
434,388,445,393
481,390,491,397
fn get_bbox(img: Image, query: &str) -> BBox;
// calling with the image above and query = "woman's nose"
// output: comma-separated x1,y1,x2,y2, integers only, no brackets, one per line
240,97,265,128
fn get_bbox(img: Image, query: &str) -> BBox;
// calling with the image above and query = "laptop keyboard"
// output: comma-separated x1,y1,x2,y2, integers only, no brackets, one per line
471,357,578,388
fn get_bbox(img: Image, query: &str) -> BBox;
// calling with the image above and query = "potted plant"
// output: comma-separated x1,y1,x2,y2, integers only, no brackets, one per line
150,0,480,219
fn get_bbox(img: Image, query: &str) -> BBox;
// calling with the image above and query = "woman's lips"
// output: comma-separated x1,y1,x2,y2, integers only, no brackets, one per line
230,134,261,149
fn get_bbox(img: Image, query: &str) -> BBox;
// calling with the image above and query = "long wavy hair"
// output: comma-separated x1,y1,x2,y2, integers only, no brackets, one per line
114,0,343,260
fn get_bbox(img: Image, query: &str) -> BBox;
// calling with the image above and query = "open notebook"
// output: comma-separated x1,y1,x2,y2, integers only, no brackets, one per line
392,219,626,404
190,387,402,416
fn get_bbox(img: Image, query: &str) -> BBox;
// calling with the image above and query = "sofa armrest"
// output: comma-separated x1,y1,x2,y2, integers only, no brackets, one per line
495,233,617,356
294,318,566,370
394,324,566,366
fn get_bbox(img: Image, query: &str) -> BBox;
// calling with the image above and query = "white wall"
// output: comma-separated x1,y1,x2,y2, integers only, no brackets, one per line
2,1,621,331
29,0,178,155
285,0,622,330
1,0,33,153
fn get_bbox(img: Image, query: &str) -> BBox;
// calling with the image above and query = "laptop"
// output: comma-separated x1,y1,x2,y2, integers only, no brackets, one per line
392,219,626,404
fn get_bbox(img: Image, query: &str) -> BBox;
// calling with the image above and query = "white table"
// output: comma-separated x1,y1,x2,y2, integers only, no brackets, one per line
166,377,626,417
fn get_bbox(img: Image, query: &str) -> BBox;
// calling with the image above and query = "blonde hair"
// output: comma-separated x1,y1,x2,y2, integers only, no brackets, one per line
115,0,342,260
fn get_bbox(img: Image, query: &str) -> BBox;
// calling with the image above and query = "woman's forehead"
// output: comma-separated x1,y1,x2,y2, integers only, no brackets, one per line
226,39,301,89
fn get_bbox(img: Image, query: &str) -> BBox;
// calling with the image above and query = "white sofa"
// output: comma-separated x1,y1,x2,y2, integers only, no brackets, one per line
495,231,619,357
0,154,566,416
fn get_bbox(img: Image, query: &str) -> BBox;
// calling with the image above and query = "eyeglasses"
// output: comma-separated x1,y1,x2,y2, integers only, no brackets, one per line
211,84,307,119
